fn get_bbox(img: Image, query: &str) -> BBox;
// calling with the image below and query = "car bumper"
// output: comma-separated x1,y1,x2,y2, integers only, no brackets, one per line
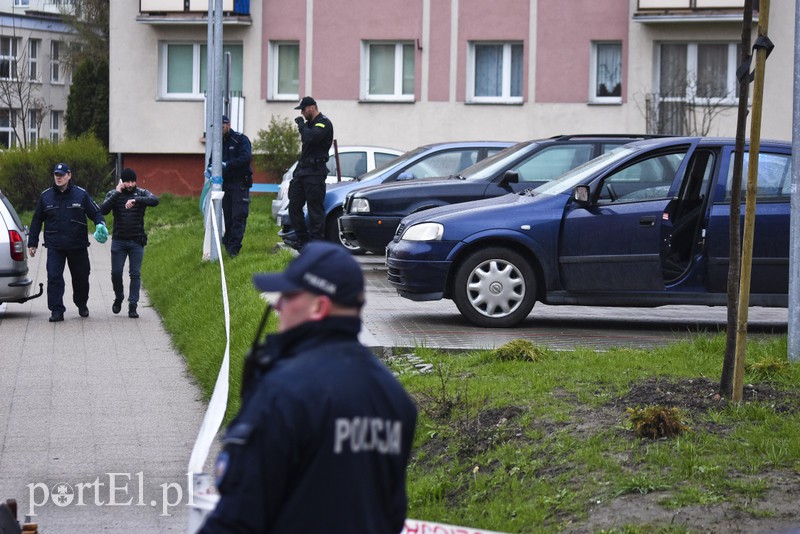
385,239,456,301
339,215,402,254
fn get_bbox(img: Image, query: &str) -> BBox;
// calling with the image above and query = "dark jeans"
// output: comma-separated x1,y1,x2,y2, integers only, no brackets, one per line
46,247,90,313
111,238,145,304
222,181,250,255
288,175,326,242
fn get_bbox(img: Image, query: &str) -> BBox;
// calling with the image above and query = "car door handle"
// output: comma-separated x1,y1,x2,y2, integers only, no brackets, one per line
639,216,656,228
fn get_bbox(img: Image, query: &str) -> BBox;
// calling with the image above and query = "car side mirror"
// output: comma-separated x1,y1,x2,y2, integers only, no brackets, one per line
501,170,519,185
573,185,591,205
397,172,415,181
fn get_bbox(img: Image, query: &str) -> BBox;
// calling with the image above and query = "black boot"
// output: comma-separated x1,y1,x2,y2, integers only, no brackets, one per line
128,304,139,319
112,297,123,314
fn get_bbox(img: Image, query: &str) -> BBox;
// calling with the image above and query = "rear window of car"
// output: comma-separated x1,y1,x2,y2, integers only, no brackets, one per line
0,192,24,230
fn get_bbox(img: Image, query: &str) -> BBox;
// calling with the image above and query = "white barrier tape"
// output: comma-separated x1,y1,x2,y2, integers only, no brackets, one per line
402,519,508,533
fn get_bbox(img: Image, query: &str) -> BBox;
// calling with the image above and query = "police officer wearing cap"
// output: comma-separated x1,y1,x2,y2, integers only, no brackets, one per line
27,163,107,322
288,96,333,249
209,115,253,257
200,241,417,533
100,168,159,319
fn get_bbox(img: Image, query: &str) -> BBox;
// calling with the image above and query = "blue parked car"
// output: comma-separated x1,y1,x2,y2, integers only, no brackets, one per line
386,137,792,327
278,141,514,252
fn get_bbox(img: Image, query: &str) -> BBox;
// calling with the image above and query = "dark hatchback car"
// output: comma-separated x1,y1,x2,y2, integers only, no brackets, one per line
340,135,652,255
386,137,792,328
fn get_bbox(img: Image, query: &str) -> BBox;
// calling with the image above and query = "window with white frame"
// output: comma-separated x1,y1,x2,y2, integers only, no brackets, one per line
590,42,622,103
1,110,16,149
27,109,38,145
28,39,39,81
50,40,62,83
1,37,19,80
50,110,60,142
269,41,299,100
160,42,243,99
14,0,30,7
468,42,523,104
657,42,738,103
362,41,415,101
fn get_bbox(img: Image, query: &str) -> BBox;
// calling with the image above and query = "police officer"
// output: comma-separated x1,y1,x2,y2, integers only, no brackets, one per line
27,163,107,322
288,96,333,249
100,168,159,319
200,241,417,533
213,115,253,257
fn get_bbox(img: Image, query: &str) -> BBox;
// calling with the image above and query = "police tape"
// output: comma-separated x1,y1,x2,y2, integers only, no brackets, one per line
402,518,508,533
188,193,229,533
186,195,509,534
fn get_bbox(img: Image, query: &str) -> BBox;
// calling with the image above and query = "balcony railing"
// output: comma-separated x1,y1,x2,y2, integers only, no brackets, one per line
139,0,250,16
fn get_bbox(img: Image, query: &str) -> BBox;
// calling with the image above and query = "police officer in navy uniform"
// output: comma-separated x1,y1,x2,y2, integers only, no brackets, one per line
288,96,333,249
200,241,417,533
100,168,159,319
218,114,253,257
27,163,107,322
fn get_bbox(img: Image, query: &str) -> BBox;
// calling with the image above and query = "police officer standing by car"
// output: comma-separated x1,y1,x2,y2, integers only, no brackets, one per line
288,96,333,249
100,168,159,319
210,115,253,258
27,163,107,322
199,241,417,533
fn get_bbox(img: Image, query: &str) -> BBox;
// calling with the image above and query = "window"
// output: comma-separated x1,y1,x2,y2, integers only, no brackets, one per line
28,39,39,81
590,42,622,103
399,149,481,180
512,145,594,183
50,41,62,83
468,42,523,104
160,42,243,99
269,41,299,100
362,42,415,101
726,152,792,200
14,0,30,6
657,42,738,102
27,110,38,145
1,110,16,149
50,110,60,142
598,152,686,204
1,37,19,80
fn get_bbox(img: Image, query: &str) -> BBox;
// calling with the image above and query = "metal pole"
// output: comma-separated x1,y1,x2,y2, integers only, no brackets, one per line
205,0,213,166
790,0,800,363
733,0,770,401
208,0,225,261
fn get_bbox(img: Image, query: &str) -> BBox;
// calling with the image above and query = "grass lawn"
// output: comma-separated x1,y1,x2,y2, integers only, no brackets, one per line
139,195,799,533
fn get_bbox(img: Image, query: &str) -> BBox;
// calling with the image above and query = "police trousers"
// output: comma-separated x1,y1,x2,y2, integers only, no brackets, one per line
222,180,251,256
288,174,326,242
46,247,90,313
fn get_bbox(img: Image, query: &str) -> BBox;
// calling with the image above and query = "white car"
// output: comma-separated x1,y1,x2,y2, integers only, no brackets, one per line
0,190,42,305
272,145,403,221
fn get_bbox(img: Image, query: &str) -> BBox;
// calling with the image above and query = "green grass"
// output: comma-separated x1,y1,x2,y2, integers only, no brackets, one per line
87,195,800,532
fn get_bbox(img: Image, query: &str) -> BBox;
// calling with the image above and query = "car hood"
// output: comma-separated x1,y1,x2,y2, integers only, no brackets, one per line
351,176,463,198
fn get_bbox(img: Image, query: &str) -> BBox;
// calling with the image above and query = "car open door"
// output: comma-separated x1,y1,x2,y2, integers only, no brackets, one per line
558,150,689,292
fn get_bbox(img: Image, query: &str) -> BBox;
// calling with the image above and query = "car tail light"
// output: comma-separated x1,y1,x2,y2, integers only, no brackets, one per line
9,230,24,261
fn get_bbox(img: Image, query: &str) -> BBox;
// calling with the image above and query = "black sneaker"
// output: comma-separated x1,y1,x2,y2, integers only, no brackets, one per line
78,307,89,318
128,305,139,319
112,299,122,314
49,312,64,322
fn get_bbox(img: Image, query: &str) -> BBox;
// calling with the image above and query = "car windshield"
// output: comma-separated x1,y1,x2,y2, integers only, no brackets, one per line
355,147,427,181
531,145,640,196
460,141,536,181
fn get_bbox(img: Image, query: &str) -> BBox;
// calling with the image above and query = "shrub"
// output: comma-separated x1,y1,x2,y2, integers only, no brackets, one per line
627,405,691,439
0,135,113,210
252,116,301,181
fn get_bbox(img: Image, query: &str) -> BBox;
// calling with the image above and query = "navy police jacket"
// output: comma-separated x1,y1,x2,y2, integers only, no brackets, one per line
222,130,253,183
28,180,105,250
294,113,333,178
200,317,417,533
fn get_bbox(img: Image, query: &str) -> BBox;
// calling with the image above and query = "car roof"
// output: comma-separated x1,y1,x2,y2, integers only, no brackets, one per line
415,140,516,150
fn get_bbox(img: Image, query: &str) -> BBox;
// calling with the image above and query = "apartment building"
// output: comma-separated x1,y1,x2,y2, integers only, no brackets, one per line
110,0,794,196
0,0,73,148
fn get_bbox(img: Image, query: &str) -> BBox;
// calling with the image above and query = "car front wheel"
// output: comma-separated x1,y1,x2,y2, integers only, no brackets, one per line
325,209,365,255
453,247,536,328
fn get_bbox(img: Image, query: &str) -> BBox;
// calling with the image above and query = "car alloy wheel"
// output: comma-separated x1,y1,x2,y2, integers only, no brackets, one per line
453,247,536,328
